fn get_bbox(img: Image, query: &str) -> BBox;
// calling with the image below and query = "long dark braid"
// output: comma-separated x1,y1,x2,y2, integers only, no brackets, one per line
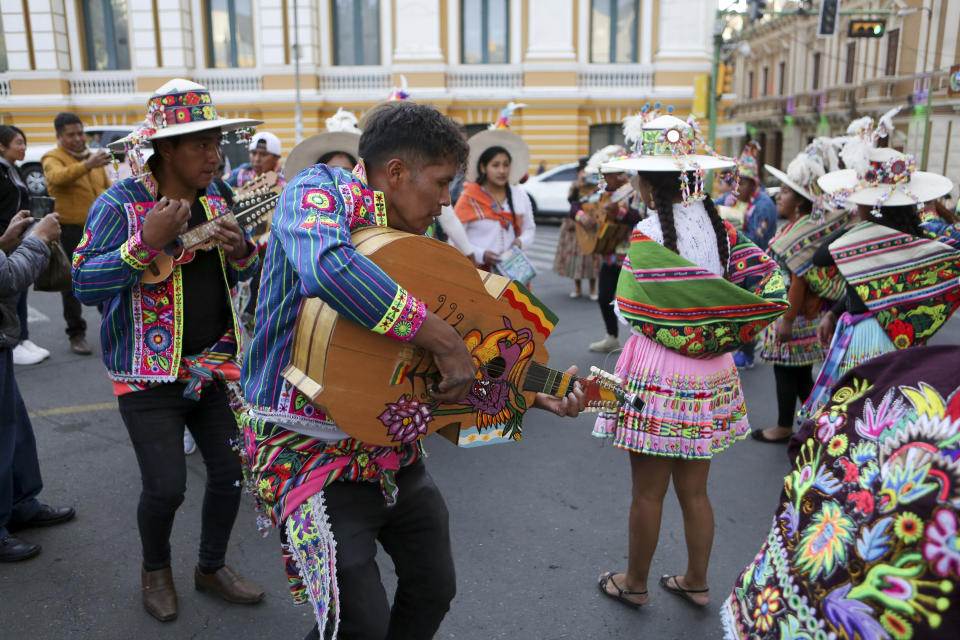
642,171,729,276
874,204,924,237
702,195,730,277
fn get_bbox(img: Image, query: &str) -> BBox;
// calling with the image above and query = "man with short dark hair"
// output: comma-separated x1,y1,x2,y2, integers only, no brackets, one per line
41,112,110,354
241,100,584,639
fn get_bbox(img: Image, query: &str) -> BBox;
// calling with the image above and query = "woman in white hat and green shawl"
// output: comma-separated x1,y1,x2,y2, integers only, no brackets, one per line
593,108,788,609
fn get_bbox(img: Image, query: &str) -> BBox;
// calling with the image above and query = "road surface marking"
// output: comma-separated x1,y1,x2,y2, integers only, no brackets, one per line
29,401,115,418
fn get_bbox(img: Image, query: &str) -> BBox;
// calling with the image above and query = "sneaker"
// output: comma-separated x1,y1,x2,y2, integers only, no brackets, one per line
733,351,755,369
589,334,621,353
21,340,50,360
12,342,45,365
184,431,197,455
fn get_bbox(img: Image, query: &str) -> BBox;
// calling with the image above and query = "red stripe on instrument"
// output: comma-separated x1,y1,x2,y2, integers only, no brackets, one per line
503,286,551,339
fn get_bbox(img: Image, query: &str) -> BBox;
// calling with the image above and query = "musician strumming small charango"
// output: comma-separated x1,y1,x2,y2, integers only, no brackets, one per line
71,79,264,622
240,101,585,640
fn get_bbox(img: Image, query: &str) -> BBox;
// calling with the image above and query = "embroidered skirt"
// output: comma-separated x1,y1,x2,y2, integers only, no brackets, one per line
552,218,601,280
592,332,750,459
757,314,825,367
797,312,895,422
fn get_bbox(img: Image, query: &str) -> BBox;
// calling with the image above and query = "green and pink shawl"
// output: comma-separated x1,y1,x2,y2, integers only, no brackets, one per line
616,221,789,358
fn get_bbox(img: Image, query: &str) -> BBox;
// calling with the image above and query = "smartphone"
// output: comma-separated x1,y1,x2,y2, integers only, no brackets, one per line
29,196,56,218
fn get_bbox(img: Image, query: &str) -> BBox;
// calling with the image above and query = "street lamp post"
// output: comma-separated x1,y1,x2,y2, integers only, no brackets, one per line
293,0,303,144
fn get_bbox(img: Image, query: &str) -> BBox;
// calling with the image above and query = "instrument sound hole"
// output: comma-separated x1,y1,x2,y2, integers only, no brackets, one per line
485,357,506,379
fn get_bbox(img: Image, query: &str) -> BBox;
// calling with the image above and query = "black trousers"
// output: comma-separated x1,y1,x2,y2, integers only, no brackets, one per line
304,460,456,640
774,364,814,428
117,383,242,572
597,262,620,337
60,223,87,339
0,348,43,539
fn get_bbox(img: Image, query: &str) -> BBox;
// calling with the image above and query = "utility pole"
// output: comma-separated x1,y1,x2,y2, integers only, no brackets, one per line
293,0,303,144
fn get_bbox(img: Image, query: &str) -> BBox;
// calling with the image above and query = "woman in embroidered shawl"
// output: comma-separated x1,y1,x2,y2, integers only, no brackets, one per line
752,149,851,444
799,133,959,424
453,126,535,270
593,112,788,609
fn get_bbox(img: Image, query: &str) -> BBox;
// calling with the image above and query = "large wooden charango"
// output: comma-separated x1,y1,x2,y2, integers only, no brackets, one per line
282,227,640,448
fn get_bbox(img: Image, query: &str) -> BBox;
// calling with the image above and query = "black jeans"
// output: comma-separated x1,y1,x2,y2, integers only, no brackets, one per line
60,223,87,339
597,262,620,337
0,347,43,539
117,383,242,572
304,461,456,640
774,364,814,428
16,290,28,341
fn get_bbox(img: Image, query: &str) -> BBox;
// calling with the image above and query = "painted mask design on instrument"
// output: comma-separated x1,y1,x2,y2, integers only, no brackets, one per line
462,317,535,438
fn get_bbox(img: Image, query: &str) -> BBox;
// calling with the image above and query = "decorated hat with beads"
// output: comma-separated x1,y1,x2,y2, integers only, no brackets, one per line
600,104,736,174
108,78,261,152
584,144,628,175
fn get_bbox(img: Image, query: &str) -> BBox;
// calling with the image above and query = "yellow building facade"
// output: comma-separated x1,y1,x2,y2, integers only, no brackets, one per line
726,0,960,191
0,0,716,172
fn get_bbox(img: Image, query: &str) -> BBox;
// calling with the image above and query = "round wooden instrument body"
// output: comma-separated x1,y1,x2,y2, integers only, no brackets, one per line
283,227,553,447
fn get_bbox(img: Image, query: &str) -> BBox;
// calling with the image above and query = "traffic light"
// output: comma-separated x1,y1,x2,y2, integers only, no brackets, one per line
747,0,766,23
718,62,733,96
817,0,839,37
848,20,886,38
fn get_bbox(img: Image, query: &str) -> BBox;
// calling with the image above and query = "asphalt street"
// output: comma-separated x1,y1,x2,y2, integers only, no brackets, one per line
3,222,959,640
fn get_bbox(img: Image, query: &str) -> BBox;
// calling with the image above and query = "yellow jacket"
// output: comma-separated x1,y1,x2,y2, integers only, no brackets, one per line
41,145,110,225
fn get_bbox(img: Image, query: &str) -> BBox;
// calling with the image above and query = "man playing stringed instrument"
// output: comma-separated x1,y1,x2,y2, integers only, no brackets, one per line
72,79,266,622
240,101,585,640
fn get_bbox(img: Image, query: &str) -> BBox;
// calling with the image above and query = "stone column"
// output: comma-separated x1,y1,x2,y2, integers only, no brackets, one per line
392,0,445,88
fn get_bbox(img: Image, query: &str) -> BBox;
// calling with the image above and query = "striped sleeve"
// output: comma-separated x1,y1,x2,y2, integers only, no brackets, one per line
273,168,426,341
72,190,161,305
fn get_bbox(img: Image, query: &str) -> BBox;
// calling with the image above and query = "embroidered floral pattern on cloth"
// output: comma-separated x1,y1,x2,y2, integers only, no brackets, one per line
829,221,960,348
722,345,960,640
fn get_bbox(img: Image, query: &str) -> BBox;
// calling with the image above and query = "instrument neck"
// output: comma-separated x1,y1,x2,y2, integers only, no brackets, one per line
520,361,577,399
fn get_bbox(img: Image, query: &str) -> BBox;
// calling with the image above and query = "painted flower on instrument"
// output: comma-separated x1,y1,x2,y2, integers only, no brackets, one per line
752,586,781,633
894,511,924,544
795,501,855,580
145,326,173,353
922,508,960,577
378,395,433,444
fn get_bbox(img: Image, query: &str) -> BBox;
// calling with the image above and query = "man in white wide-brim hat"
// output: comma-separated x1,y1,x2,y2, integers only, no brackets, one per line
283,107,362,179
75,78,265,622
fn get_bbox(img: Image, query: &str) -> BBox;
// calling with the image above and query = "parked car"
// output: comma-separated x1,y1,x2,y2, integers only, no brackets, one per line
521,162,580,218
17,125,138,196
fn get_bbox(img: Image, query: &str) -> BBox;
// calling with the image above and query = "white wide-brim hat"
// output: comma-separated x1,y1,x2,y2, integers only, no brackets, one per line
817,147,953,206
765,164,814,202
284,131,361,180
108,78,262,151
465,129,530,183
600,115,735,173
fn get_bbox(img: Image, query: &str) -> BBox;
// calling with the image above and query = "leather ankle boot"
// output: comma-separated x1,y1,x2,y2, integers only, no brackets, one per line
141,567,178,622
195,565,264,604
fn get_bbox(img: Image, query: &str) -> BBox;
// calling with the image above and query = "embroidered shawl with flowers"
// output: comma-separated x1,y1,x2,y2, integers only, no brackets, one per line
828,221,960,349
722,345,960,640
615,221,789,358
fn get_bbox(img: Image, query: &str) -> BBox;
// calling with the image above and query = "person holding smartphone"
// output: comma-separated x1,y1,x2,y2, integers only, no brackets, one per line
0,125,50,365
0,210,76,561
41,113,110,356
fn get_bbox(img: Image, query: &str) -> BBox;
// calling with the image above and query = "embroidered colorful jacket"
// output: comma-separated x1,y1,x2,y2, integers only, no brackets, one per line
241,164,426,432
72,176,259,383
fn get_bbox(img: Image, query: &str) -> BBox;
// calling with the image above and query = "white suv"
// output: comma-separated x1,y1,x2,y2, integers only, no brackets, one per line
520,162,580,218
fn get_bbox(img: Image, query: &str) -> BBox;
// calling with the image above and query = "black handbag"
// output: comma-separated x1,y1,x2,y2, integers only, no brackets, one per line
34,241,72,292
